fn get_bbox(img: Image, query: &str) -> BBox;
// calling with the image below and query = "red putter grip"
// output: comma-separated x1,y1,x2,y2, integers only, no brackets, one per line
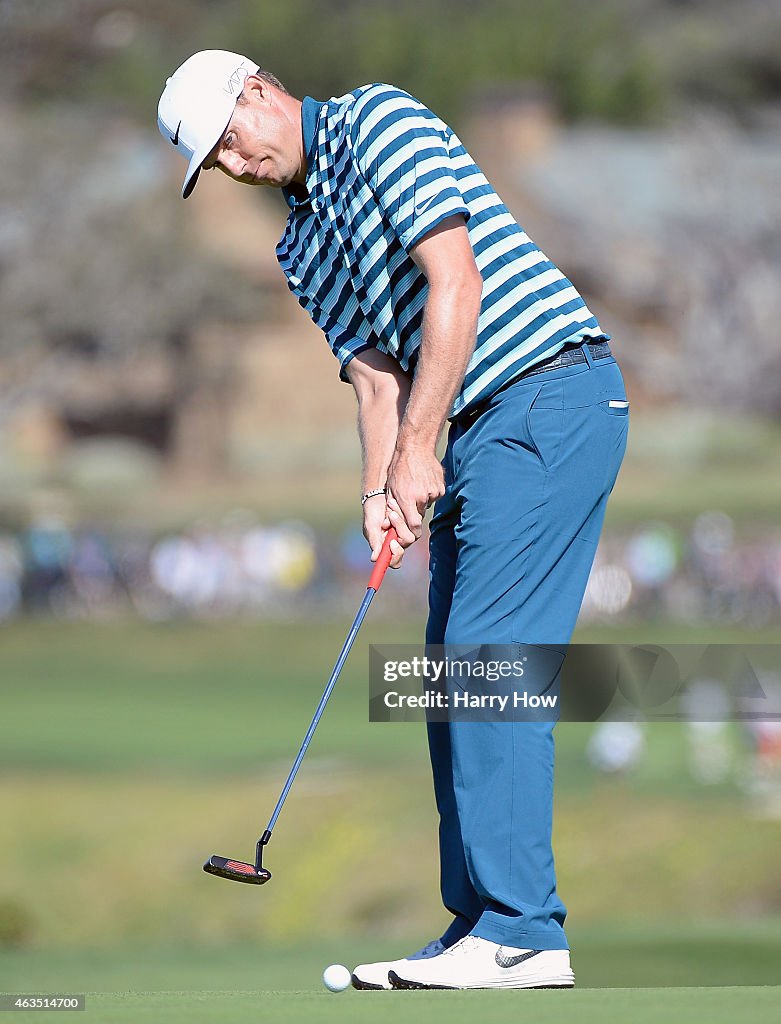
367,528,398,591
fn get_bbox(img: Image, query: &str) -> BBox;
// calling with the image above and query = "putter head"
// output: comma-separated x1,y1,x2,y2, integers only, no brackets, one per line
203,855,271,885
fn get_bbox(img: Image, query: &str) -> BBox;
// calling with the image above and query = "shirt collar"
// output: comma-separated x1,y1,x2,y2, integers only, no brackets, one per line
283,96,323,211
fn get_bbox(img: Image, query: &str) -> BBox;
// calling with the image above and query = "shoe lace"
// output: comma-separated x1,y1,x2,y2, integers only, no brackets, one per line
442,935,480,957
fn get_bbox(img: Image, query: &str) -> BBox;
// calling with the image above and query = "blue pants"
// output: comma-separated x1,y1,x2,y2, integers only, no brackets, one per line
426,345,629,950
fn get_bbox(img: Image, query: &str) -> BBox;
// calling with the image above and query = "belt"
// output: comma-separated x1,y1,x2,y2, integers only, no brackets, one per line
518,337,612,379
455,337,612,427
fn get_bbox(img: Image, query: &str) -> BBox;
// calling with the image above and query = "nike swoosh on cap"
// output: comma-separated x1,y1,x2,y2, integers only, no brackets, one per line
170,120,181,146
495,948,542,969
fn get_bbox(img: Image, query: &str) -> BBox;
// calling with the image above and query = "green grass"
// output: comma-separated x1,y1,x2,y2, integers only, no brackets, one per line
3,768,780,946
0,619,431,774
2,933,780,1023
1,620,780,948
5,988,779,1024
2,619,780,1009
4,921,781,990
2,619,779,776
603,409,781,528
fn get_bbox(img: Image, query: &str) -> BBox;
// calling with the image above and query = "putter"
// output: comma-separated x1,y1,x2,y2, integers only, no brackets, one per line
204,527,399,884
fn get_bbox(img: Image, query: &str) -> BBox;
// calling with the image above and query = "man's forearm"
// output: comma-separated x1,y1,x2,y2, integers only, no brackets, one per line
356,376,411,492
396,281,481,454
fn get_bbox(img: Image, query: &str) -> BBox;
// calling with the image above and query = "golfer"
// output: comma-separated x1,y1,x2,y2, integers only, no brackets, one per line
158,50,628,990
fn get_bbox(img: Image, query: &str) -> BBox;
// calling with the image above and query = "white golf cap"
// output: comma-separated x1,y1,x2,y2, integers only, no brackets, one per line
157,50,260,198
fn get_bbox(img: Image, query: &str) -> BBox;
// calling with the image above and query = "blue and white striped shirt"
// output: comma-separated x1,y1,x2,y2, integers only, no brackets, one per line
278,84,607,419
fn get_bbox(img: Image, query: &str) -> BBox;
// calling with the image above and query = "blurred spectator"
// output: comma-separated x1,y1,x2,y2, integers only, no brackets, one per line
21,516,72,612
0,533,23,620
0,508,780,626
587,720,646,774
739,673,781,819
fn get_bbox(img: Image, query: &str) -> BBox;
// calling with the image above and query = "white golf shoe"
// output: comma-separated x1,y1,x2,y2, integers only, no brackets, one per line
388,934,575,989
351,938,447,990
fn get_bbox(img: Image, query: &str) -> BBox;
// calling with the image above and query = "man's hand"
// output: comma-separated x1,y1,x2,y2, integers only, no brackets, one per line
386,445,445,545
363,493,405,569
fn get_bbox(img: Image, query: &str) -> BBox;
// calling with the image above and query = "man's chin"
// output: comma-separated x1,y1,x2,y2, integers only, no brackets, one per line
232,169,284,189
250,173,284,189
237,175,269,188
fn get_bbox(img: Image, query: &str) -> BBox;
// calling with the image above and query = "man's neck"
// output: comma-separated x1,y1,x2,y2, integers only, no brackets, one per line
291,96,306,185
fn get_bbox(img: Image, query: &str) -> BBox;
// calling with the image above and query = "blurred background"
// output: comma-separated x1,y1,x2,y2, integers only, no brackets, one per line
1,0,781,997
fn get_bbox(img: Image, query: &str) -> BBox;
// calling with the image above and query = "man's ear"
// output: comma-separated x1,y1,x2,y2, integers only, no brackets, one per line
241,74,269,106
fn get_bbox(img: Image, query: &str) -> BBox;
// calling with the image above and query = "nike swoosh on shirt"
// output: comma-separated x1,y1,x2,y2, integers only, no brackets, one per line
495,948,542,969
413,195,437,216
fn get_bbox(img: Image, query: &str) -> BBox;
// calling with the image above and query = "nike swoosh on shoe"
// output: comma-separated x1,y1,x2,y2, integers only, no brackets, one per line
495,948,542,969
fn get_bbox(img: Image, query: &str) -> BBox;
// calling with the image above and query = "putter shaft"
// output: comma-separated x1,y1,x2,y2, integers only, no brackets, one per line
264,586,378,838
204,528,398,884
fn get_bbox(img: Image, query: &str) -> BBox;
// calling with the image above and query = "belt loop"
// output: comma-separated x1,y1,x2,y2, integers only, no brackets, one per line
582,340,595,369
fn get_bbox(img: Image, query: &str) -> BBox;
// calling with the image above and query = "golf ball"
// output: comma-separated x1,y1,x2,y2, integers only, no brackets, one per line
322,963,351,992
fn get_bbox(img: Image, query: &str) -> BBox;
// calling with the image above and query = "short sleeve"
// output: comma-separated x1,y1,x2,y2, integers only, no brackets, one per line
307,300,372,382
351,85,470,252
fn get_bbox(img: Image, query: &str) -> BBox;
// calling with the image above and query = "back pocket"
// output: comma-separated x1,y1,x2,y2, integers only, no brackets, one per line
601,398,629,416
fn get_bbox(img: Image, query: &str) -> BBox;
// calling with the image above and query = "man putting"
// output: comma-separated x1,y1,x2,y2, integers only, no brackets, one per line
158,49,628,990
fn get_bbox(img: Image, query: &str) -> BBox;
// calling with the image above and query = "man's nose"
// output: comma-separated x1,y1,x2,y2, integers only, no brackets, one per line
220,152,244,177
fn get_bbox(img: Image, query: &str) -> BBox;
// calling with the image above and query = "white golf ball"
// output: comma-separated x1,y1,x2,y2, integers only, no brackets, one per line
322,963,351,992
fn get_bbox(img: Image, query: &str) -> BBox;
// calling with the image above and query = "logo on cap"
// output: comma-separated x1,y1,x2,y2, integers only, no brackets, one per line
170,120,181,146
224,65,249,97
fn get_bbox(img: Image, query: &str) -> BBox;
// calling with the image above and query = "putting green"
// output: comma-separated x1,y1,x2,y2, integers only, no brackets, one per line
9,986,779,1024
3,928,780,1024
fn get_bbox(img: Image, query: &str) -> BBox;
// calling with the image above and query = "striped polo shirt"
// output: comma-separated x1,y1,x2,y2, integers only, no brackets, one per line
277,84,607,419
